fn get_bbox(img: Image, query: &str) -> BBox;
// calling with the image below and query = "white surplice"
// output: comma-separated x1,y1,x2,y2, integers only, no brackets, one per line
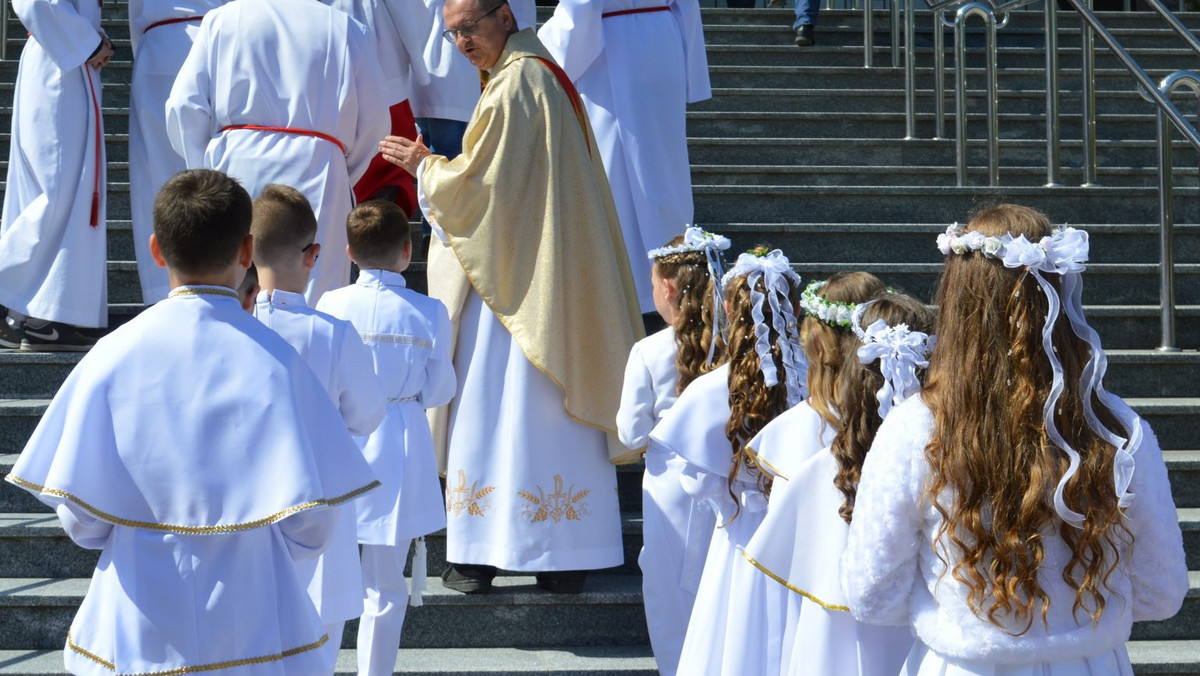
252,289,386,637
617,327,713,676
650,365,787,676
409,0,536,122
842,396,1189,676
539,0,710,313
0,0,106,327
317,269,456,676
743,402,912,676
127,0,227,305
321,0,431,107
5,286,380,676
165,0,391,306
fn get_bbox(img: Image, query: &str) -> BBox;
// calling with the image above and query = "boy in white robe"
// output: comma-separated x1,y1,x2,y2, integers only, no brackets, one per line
250,184,388,667
0,0,113,351
539,0,710,313
4,168,380,676
316,200,455,676
165,0,392,306
128,0,229,304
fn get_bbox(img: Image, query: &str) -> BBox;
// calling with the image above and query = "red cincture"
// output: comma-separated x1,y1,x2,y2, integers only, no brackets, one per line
601,6,670,18
219,125,348,156
85,66,101,227
144,16,204,33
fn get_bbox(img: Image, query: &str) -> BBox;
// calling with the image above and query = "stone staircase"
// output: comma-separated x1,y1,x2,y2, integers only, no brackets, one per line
0,3,1199,675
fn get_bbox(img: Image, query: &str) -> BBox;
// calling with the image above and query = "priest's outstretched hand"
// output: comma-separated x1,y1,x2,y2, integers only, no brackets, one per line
379,134,431,177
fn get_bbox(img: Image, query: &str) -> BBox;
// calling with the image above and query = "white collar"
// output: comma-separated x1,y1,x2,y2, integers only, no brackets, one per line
256,288,309,308
356,268,408,288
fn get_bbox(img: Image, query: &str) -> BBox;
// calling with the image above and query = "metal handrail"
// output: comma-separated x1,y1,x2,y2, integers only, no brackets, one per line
864,0,903,69
1,1,9,61
952,2,1002,185
1146,0,1200,57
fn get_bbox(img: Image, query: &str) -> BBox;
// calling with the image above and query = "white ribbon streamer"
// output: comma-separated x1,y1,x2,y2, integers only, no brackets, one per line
648,226,732,366
852,309,935,420
722,250,807,406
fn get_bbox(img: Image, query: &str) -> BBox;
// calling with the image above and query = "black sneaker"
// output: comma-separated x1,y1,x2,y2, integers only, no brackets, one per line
20,320,97,352
535,570,588,594
0,313,21,349
794,24,815,47
441,563,496,594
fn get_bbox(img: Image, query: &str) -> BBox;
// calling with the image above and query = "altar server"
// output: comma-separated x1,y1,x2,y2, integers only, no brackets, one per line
539,0,710,313
650,247,806,676
316,200,455,676
843,205,1189,675
251,184,387,664
4,169,379,676
0,0,112,351
618,227,727,676
745,290,930,676
128,0,228,304
166,0,391,306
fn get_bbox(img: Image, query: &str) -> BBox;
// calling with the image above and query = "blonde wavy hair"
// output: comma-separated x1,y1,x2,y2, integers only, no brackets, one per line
653,235,724,394
923,204,1130,633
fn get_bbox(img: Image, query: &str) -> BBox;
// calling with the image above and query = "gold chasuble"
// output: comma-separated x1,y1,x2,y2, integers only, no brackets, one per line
423,29,644,465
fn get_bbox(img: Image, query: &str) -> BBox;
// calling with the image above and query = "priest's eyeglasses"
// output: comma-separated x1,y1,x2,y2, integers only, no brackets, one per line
442,2,505,42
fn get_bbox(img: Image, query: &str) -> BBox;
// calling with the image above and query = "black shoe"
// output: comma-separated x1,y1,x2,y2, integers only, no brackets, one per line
441,563,496,594
535,570,588,594
20,320,96,352
794,24,815,46
0,311,21,349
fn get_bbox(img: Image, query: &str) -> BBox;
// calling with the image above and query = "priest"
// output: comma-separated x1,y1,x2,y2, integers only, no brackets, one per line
379,0,643,594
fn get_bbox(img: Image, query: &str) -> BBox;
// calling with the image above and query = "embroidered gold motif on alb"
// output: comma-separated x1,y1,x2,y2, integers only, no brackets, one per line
518,474,590,523
445,469,495,517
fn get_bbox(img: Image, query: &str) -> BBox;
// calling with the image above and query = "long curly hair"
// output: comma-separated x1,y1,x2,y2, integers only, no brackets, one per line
723,253,803,507
923,203,1131,633
831,293,934,524
801,272,887,429
653,235,724,394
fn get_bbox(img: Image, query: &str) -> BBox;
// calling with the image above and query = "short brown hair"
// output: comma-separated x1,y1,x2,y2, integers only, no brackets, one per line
251,184,318,267
153,169,252,275
346,200,411,268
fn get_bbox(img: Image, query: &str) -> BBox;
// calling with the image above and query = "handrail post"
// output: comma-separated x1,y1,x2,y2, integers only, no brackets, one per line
904,0,916,138
1044,0,1061,186
2,0,9,61
864,0,874,68
891,0,901,68
953,3,999,186
934,10,948,139
1081,0,1098,186
1156,108,1179,352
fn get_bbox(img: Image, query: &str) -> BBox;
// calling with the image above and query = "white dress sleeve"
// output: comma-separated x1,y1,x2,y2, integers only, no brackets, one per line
344,19,392,185
840,408,925,627
14,0,103,71
419,302,457,408
536,0,604,83
335,323,387,437
55,502,113,550
1123,419,1190,621
616,342,655,451
165,17,215,167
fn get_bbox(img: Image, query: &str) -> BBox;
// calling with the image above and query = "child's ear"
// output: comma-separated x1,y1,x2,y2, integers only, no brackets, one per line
345,244,356,265
303,243,321,269
149,234,168,268
662,277,679,302
238,234,254,269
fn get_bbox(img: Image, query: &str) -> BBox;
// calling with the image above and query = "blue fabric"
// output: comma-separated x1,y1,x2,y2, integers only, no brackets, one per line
415,117,468,160
793,0,818,27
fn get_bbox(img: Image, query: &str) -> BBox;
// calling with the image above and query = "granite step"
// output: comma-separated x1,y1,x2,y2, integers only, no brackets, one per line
0,575,651,650
688,164,1195,188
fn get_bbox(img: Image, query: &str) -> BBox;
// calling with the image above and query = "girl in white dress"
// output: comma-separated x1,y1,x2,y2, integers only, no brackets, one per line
617,227,729,676
745,291,933,676
651,247,806,676
842,204,1190,676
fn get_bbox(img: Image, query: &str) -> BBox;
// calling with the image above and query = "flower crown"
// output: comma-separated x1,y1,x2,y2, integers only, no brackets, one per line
800,280,860,330
851,301,936,420
721,248,807,407
934,221,1141,531
647,226,732,260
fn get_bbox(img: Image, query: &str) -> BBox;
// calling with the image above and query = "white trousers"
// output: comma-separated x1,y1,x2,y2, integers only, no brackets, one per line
356,540,412,676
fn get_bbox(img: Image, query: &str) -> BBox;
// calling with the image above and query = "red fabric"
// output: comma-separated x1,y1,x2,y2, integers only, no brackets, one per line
145,16,204,32
601,6,670,18
533,57,591,158
353,100,418,218
86,67,101,227
219,124,348,155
